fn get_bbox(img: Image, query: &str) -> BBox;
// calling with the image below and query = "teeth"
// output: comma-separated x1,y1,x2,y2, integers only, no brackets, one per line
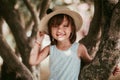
57,34,64,36
56,32,65,37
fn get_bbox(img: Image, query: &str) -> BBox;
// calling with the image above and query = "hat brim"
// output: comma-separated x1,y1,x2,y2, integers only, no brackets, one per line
39,9,83,34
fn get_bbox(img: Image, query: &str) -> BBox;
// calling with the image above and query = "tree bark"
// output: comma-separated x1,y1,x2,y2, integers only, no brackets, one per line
79,0,102,78
0,0,32,70
23,0,39,43
0,18,3,34
79,0,102,56
39,0,51,19
0,35,33,80
80,0,120,80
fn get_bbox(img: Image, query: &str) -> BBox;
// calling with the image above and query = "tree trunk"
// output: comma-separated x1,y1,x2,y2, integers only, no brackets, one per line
80,0,120,80
0,35,33,80
0,0,32,70
0,18,3,34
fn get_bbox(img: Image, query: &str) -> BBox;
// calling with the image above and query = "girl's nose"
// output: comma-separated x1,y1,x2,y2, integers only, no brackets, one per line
57,26,63,32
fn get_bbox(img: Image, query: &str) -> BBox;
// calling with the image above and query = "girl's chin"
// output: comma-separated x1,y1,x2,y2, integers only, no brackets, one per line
57,38,65,41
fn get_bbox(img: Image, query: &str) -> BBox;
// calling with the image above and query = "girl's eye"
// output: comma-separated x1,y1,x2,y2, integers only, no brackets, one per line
52,25,58,27
64,25,68,27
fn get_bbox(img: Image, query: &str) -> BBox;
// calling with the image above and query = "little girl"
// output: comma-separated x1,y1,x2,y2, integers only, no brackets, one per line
29,7,93,80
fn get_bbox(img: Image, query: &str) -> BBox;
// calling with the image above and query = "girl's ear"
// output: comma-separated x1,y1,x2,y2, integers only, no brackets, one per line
46,8,53,14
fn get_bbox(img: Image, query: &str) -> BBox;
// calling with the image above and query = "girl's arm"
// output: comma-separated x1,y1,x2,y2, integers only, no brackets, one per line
78,43,93,63
29,44,50,66
29,31,50,66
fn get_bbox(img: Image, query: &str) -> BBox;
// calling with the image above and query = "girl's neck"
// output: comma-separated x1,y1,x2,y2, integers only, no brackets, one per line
56,41,72,50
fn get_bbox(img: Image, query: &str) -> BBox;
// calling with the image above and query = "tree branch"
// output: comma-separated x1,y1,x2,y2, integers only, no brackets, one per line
23,0,39,41
80,1,120,79
0,18,3,34
0,35,33,80
39,0,51,19
79,0,102,56
0,0,32,70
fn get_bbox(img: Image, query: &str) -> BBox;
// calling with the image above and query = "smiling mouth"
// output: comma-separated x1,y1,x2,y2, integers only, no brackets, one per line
56,33,65,37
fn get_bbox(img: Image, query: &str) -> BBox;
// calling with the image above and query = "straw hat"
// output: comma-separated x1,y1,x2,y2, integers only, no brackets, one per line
39,6,83,34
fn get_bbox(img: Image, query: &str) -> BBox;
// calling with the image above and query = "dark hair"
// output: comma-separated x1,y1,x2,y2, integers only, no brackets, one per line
48,14,76,45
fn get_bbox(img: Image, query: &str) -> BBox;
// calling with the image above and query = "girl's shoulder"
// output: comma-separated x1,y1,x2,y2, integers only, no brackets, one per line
78,43,86,49
77,43,87,56
71,42,83,50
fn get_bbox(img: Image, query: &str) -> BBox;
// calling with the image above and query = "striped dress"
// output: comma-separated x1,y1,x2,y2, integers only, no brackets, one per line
49,42,81,80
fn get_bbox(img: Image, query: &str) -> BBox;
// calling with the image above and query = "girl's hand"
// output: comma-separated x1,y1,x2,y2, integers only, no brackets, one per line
112,64,120,76
36,31,45,43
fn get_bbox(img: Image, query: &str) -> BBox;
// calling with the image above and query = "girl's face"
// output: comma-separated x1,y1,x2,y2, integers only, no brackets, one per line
51,17,72,42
